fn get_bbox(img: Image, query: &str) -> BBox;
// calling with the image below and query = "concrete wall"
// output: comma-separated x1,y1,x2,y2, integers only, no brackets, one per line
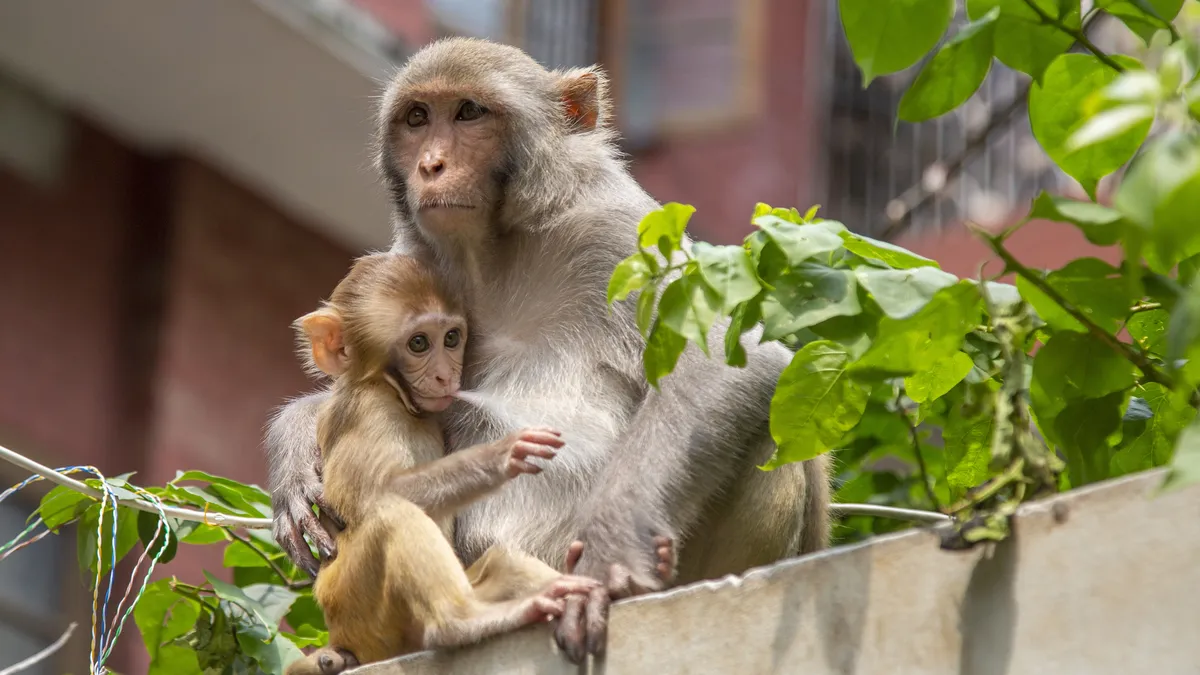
361,469,1199,674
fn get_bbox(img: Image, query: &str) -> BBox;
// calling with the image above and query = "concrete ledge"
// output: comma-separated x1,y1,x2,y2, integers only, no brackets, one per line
358,469,1200,674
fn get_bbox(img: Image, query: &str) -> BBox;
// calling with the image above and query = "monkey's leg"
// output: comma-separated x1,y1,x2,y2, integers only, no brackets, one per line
423,576,599,650
675,448,829,583
465,546,563,603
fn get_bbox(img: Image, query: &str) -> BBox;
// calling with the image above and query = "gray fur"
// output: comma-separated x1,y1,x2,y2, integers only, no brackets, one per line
265,36,829,656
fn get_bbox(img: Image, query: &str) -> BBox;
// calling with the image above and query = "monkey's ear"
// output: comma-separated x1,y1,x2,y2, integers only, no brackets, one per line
298,308,350,377
558,68,607,132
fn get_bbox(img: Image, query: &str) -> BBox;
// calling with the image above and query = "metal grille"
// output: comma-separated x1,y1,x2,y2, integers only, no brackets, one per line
822,2,1075,239
519,0,601,69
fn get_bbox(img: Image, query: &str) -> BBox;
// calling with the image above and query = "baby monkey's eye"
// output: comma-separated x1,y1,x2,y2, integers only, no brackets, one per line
456,100,487,121
408,334,430,353
444,329,462,348
406,105,428,127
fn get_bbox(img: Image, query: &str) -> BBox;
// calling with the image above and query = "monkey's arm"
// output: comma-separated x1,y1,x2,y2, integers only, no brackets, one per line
265,389,339,577
390,428,564,518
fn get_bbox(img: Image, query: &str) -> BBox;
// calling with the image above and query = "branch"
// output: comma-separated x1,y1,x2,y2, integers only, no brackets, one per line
895,390,943,512
225,529,313,590
829,502,951,524
1020,0,1126,72
969,223,1177,390
0,622,76,675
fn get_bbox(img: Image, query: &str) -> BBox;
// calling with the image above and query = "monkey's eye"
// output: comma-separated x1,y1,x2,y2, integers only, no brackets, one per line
444,329,462,348
408,334,430,353
405,105,429,127
456,100,487,122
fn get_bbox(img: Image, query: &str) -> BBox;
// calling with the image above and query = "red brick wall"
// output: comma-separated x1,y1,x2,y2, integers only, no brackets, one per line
0,122,134,470
0,117,356,673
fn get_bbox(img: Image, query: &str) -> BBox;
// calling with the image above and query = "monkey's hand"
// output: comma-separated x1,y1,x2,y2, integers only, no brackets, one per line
492,426,564,478
271,459,344,579
554,528,672,663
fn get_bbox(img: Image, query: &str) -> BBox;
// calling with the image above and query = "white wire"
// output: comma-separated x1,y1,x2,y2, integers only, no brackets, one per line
0,443,272,529
0,443,949,527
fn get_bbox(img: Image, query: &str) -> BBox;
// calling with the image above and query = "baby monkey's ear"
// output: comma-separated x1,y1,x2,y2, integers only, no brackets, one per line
557,67,608,132
296,307,350,378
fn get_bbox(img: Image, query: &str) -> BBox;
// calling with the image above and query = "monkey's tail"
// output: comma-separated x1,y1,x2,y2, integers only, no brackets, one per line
798,453,833,555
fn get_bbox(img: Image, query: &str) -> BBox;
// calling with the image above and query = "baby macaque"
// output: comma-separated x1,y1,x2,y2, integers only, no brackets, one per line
284,252,606,674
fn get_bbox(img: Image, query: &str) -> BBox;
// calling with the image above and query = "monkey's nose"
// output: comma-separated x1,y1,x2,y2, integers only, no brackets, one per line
419,157,445,178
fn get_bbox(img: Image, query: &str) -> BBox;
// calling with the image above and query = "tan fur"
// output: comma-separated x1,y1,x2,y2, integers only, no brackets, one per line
285,253,599,675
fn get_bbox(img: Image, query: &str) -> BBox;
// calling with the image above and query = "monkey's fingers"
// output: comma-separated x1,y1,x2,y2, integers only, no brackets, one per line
313,493,346,530
515,430,566,449
564,541,585,574
299,511,338,562
513,440,558,460
531,595,567,618
508,458,542,476
584,583,611,657
553,594,587,664
546,575,604,597
606,563,634,600
278,518,321,578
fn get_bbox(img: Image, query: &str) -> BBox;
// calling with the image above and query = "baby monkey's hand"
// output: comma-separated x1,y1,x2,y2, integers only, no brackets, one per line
493,426,564,478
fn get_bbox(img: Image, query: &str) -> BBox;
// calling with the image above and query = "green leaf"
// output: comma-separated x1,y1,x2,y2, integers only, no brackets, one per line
638,202,695,254
838,0,955,86
967,0,1079,79
850,282,982,377
177,521,229,545
1014,258,1132,333
760,265,862,341
241,584,300,626
1113,131,1200,273
691,242,762,312
839,231,938,269
38,485,92,531
1055,391,1126,487
1112,384,1196,476
1163,415,1200,492
905,351,975,403
1096,0,1184,43
643,320,688,389
1027,191,1126,246
173,471,271,517
724,298,763,368
77,504,140,578
945,402,995,494
753,216,845,267
1030,331,1139,439
1065,104,1156,154
286,594,328,633
224,540,272,568
854,266,959,320
657,273,721,355
898,8,999,122
205,572,276,632
280,624,328,650
1166,278,1200,383
607,254,652,304
1029,53,1150,197
134,580,203,675
763,341,869,469
137,509,178,564
1128,308,1169,356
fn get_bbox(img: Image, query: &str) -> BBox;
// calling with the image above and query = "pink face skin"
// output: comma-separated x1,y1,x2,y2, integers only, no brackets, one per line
393,317,466,414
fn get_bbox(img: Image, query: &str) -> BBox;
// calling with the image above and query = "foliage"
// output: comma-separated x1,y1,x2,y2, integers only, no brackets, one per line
611,0,1200,545
15,1,1200,671
34,472,318,674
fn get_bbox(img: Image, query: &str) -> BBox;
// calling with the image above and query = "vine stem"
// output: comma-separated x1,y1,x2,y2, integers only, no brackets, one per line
969,223,1178,390
895,390,943,512
225,529,314,591
1020,0,1126,72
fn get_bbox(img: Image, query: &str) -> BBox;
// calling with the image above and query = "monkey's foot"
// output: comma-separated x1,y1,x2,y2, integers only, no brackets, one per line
286,647,360,675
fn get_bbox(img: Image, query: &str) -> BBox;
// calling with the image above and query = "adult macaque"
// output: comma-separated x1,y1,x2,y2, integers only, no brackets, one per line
284,252,605,675
265,37,831,663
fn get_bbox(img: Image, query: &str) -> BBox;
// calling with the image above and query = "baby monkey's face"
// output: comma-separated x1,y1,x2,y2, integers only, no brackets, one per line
385,312,467,413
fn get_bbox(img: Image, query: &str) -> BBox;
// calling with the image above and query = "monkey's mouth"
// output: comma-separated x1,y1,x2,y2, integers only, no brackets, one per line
417,394,456,412
417,198,475,211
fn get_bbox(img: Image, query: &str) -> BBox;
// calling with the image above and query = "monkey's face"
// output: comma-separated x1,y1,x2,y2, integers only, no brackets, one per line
384,314,467,413
387,95,505,242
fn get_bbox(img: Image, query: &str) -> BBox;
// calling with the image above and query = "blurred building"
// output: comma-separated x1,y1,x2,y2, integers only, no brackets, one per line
0,0,1123,671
